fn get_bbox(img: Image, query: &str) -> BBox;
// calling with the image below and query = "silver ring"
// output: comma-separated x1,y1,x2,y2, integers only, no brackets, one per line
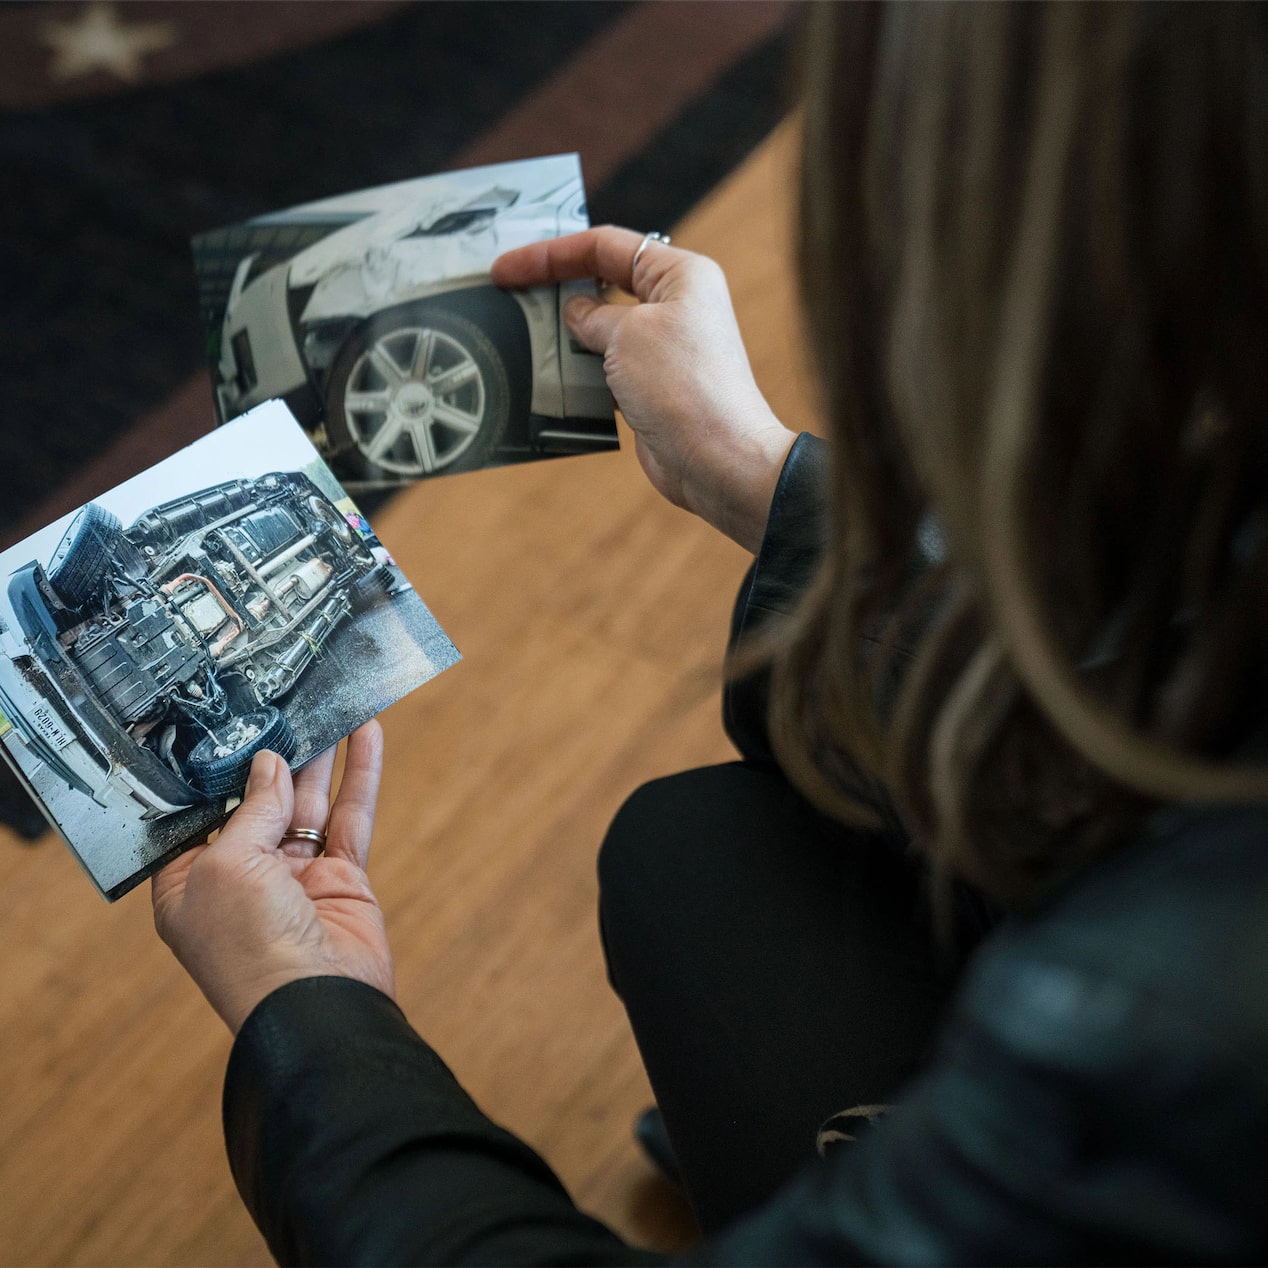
281,827,326,848
632,230,671,274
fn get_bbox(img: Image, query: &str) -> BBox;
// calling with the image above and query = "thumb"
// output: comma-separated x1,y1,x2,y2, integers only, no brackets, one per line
563,294,628,355
213,751,294,855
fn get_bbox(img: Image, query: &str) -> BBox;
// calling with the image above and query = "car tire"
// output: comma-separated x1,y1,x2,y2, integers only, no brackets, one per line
47,504,123,609
325,305,511,479
350,562,396,612
307,493,375,566
185,707,297,799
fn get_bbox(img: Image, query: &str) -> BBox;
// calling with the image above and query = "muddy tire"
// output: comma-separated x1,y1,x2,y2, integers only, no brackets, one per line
185,707,297,799
47,504,123,609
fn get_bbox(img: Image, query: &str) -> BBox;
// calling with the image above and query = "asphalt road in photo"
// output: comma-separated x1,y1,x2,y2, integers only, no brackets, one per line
281,579,458,765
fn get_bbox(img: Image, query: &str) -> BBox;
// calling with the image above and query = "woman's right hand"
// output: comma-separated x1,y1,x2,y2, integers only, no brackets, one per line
492,226,794,553
152,723,393,1035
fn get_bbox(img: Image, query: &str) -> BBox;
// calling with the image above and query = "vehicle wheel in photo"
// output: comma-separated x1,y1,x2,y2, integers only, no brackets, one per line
46,504,123,608
325,305,511,478
350,562,396,612
307,493,375,565
185,707,297,799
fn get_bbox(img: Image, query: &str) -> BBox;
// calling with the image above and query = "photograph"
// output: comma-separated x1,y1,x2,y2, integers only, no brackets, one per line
0,403,460,899
192,154,618,489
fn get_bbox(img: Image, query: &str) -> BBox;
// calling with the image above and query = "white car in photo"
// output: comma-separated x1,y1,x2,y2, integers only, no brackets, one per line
214,160,614,481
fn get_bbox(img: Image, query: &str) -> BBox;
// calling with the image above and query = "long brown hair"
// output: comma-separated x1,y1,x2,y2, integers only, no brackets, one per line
768,3,1268,906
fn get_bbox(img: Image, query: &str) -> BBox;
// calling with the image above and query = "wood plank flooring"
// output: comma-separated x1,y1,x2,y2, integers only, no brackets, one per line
0,115,818,1265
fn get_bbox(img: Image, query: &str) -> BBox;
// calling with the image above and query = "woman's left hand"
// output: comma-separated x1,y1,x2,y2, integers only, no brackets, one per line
152,721,394,1034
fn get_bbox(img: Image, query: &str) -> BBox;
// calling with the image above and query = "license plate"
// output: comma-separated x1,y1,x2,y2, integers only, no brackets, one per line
30,703,74,751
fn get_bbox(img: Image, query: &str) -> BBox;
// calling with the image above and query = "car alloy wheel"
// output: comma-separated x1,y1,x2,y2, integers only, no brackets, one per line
327,306,510,478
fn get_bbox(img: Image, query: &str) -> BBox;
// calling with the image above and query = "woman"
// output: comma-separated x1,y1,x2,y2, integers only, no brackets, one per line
153,5,1268,1262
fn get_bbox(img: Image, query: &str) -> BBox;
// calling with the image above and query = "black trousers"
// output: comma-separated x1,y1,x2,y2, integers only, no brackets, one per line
598,762,991,1233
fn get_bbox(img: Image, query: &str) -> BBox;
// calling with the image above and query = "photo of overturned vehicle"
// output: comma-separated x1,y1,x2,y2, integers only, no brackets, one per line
200,156,615,484
0,472,394,820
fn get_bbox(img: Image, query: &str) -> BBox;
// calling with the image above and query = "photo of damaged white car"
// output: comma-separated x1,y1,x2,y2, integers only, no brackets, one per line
0,407,458,899
192,154,616,487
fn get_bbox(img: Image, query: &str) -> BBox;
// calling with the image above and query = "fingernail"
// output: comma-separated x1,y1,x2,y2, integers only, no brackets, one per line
563,295,589,328
245,751,276,797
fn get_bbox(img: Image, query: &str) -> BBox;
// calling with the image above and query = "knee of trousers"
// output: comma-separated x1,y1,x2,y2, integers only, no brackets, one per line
598,771,706,1002
597,763,770,983
596,772,682,922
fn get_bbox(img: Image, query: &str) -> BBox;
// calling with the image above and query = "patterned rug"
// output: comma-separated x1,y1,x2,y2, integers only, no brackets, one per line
0,0,800,834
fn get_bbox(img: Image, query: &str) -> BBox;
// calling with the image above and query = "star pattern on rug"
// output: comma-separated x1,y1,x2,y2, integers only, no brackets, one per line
40,2,176,84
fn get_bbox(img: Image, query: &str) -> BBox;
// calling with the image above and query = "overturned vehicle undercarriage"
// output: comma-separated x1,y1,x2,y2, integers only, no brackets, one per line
4,472,389,813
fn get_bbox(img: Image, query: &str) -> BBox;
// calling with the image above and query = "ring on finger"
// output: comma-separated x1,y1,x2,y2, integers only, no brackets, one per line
632,230,671,274
281,826,327,849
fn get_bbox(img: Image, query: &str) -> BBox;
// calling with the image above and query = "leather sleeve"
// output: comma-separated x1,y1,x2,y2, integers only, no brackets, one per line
722,432,829,765
721,433,909,837
721,431,947,768
223,976,665,1267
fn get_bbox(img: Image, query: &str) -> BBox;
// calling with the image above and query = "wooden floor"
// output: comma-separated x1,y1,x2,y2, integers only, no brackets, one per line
0,117,817,1265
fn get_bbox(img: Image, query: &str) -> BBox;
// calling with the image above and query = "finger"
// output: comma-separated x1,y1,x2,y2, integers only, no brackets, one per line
283,746,337,858
326,721,383,871
493,226,650,295
211,751,294,857
562,294,631,355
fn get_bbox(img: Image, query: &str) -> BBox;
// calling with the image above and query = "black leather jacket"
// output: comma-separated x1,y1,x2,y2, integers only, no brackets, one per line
224,436,1268,1264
